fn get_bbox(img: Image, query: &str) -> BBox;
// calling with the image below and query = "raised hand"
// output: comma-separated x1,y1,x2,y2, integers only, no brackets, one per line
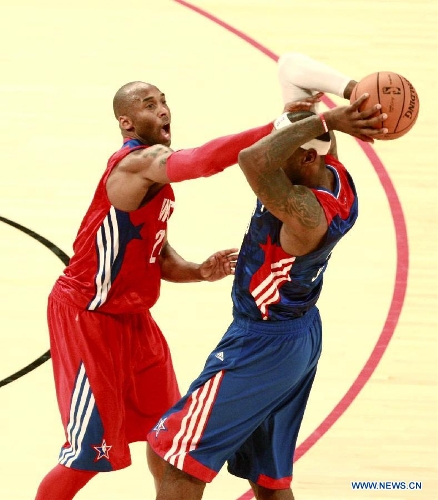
325,93,388,142
199,248,239,282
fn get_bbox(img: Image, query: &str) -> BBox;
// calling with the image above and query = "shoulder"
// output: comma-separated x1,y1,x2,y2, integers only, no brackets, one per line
117,144,173,174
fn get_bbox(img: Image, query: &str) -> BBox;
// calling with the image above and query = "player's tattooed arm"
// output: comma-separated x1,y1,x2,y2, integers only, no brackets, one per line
258,177,323,229
238,115,326,229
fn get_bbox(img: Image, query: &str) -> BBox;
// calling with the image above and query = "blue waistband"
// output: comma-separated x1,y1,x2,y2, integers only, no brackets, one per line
232,306,319,335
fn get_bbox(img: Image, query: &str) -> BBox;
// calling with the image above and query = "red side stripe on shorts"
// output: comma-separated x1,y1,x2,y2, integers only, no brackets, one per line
164,371,224,469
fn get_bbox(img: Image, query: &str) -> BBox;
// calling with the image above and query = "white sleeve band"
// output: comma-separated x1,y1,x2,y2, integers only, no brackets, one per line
278,52,352,104
300,137,331,156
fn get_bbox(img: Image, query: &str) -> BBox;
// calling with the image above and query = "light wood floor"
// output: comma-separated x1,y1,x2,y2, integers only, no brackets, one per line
0,1,436,499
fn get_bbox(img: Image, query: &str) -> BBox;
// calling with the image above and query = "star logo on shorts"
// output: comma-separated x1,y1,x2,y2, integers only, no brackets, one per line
93,439,112,461
153,417,168,437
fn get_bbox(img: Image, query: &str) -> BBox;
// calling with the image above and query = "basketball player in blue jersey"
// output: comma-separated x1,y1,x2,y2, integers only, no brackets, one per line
147,53,387,500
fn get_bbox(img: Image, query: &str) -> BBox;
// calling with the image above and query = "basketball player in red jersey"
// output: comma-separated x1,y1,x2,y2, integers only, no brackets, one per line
34,81,295,500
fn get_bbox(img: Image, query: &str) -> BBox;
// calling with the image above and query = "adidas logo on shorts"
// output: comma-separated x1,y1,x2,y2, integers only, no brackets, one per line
215,352,224,361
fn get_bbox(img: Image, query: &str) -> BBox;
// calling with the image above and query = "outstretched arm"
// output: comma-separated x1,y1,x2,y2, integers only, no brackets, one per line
159,240,238,283
107,123,274,211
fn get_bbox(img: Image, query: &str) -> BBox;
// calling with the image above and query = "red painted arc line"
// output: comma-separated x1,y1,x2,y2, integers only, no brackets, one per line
174,0,278,60
292,138,409,459
173,2,409,499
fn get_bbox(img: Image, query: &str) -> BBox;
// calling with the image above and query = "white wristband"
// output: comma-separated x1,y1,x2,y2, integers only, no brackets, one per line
273,113,292,130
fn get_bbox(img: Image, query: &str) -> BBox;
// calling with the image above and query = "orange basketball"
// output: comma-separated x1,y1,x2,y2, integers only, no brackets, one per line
349,71,420,140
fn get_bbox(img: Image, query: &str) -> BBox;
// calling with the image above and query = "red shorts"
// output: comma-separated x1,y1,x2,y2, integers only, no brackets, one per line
47,288,180,472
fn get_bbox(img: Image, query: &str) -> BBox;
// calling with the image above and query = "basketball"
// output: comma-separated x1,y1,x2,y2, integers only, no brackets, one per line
350,71,419,140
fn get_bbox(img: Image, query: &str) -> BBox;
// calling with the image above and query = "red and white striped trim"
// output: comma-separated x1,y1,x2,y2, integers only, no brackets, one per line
164,371,224,469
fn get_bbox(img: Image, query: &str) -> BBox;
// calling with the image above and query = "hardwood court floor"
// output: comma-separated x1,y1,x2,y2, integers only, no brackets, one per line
0,1,436,499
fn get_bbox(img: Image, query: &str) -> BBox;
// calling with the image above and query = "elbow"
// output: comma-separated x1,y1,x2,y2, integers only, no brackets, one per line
238,148,251,170
278,52,304,81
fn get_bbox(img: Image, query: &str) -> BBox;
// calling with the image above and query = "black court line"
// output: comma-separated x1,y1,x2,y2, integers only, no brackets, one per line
0,216,70,388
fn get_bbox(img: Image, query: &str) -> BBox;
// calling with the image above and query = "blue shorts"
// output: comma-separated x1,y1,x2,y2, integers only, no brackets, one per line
147,306,322,489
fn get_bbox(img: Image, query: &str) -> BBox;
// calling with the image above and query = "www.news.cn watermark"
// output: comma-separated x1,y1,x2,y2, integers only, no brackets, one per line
351,481,422,491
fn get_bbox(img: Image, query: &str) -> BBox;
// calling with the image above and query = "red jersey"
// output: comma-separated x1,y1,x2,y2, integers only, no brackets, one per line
53,139,175,314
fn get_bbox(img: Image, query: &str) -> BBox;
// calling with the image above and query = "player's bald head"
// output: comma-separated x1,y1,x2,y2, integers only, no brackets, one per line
113,81,158,118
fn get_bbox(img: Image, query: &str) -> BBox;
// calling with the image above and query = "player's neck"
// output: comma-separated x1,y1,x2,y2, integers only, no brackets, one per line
313,161,335,192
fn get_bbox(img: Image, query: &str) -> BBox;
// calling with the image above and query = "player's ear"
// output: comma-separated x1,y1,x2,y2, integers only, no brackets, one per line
302,149,317,165
119,115,133,131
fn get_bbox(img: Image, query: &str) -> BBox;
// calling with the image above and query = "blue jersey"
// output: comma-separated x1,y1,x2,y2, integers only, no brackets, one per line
232,155,358,320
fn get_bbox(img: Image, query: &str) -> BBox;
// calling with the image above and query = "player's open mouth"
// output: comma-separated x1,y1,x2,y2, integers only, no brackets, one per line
161,123,171,140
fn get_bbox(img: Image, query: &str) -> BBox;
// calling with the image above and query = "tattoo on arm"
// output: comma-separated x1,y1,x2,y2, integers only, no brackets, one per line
144,146,166,158
159,155,168,168
284,186,323,228
242,117,325,228
143,146,171,169
256,172,323,228
258,117,322,169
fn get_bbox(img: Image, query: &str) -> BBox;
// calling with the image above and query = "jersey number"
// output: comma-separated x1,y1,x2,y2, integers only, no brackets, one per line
149,229,165,263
